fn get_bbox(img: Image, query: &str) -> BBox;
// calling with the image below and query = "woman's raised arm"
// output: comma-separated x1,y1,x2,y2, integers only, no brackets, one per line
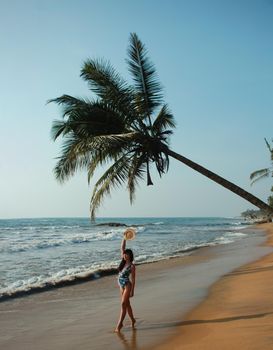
120,237,126,257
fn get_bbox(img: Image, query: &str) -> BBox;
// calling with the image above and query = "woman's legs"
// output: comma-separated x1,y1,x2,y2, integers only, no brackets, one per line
115,284,132,332
127,300,136,328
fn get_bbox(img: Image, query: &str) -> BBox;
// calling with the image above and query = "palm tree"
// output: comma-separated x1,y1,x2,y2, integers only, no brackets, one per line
250,138,273,185
250,138,273,210
49,33,273,219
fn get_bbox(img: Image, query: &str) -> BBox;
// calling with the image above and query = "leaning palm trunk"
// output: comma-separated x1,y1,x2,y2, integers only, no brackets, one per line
167,149,273,214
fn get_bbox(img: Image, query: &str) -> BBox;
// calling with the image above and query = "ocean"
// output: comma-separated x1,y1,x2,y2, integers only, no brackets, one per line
0,217,250,300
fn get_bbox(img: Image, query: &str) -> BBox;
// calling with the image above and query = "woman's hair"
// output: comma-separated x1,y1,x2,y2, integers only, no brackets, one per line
118,249,134,271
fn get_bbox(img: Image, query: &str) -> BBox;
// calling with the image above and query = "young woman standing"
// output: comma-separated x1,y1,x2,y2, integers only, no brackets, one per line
115,230,136,333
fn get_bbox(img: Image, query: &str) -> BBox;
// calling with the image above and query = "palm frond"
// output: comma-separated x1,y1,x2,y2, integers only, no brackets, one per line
157,130,174,140
154,151,170,176
86,132,141,183
85,132,139,159
250,138,273,185
264,138,272,152
264,138,273,162
90,131,140,144
51,120,72,141
127,33,163,117
87,151,108,184
48,95,92,118
127,154,146,203
80,59,135,123
50,99,128,138
250,168,270,185
54,136,94,183
152,104,176,134
90,155,132,219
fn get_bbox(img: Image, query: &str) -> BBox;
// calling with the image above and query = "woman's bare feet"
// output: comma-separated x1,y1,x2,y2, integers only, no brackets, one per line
131,318,136,329
114,323,123,333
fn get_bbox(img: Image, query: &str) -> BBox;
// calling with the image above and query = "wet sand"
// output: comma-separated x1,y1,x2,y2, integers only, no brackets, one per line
0,227,270,350
153,223,273,350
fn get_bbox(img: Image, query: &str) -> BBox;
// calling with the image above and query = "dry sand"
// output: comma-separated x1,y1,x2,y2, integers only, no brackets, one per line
153,223,273,350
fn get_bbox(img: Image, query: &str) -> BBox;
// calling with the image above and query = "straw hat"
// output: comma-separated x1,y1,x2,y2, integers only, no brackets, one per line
123,227,136,240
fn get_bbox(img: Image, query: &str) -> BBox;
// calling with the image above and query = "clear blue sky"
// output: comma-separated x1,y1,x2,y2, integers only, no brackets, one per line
1,0,273,219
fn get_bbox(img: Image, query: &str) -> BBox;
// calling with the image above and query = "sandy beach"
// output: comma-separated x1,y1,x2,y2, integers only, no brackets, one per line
0,225,271,350
153,223,273,350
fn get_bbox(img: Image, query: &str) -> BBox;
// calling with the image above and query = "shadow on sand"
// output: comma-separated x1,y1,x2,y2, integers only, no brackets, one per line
115,311,273,349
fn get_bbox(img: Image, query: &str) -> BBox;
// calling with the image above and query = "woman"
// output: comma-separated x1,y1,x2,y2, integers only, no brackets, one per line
115,234,136,333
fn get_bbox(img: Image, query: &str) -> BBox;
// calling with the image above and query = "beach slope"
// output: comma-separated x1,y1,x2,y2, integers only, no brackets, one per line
154,223,273,350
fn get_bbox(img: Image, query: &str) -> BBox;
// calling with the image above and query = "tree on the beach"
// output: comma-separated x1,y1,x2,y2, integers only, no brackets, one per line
50,33,273,219
250,138,273,208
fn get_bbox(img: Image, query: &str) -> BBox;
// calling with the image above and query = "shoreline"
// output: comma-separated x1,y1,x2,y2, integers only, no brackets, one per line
0,244,214,303
152,223,273,350
1,216,244,303
0,225,270,350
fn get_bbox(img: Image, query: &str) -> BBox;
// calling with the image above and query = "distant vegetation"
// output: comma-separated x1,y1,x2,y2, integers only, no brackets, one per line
241,209,271,222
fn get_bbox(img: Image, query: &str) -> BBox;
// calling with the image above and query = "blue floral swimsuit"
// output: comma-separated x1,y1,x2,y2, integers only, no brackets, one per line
118,264,132,288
